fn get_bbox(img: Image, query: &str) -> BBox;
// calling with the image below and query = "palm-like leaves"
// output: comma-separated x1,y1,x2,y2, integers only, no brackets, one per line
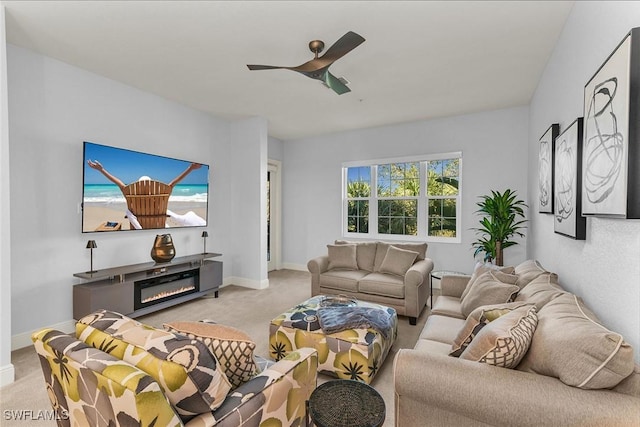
472,189,527,265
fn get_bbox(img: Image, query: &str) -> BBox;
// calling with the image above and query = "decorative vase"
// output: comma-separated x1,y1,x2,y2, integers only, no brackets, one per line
151,234,176,263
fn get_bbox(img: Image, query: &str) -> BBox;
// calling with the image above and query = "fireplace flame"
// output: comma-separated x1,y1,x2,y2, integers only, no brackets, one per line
142,285,196,304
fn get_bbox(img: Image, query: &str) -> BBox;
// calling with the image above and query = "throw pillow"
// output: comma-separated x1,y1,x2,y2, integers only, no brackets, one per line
517,293,635,389
373,242,427,272
460,305,538,368
76,310,231,420
514,259,552,289
514,273,565,310
164,321,258,389
460,262,516,301
378,245,419,276
327,244,358,270
335,240,377,272
449,302,533,357
460,271,520,318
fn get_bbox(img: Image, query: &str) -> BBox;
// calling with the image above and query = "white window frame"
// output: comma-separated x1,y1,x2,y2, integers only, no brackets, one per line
342,152,462,243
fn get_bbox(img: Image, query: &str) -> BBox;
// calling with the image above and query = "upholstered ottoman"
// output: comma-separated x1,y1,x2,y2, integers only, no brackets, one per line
269,295,397,384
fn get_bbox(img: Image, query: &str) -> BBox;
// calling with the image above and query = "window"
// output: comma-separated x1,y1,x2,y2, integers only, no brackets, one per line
343,153,461,242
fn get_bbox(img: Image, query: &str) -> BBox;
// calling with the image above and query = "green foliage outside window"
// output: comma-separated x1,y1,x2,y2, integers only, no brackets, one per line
345,157,460,238
377,162,419,235
427,159,459,237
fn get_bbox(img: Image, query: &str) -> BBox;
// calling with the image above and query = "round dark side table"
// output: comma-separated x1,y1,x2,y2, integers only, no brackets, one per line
307,379,385,427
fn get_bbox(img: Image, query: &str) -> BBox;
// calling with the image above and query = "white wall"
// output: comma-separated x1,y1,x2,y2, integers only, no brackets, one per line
228,117,269,288
268,136,284,162
528,1,640,359
5,44,246,346
282,106,530,273
0,5,15,387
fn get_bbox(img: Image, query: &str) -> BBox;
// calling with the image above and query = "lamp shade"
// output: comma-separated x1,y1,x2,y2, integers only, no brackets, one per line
86,240,97,249
201,231,208,238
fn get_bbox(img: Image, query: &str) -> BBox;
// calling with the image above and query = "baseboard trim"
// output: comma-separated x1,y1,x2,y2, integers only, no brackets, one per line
225,276,269,290
12,319,75,351
0,363,15,387
281,263,307,272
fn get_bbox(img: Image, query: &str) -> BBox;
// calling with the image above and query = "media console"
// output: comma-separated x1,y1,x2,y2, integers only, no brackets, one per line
73,253,222,320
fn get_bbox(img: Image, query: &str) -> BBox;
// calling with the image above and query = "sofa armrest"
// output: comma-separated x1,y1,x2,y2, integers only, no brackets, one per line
308,256,330,296
394,349,640,427
307,255,329,275
405,258,434,288
32,329,183,426
440,274,470,298
188,348,318,427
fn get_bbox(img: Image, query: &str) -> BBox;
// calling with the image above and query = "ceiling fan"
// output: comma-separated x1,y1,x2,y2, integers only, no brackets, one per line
247,31,365,95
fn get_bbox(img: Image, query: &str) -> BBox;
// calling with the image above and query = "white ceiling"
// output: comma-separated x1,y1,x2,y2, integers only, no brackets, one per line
3,1,574,141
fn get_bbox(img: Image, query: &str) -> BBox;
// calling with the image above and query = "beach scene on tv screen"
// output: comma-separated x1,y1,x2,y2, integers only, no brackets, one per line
82,142,209,232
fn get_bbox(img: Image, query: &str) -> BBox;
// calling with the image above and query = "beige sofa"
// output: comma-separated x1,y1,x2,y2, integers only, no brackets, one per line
307,240,434,325
394,260,640,426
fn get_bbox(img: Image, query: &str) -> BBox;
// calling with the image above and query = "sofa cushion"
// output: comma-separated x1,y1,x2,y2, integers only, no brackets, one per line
359,272,405,298
460,305,538,369
335,240,378,272
460,263,516,301
327,244,358,270
373,242,428,271
460,271,519,317
379,245,419,276
319,270,368,292
414,339,453,355
449,302,533,357
419,314,466,345
514,259,552,289
430,295,465,319
164,321,258,389
517,293,635,389
76,310,231,420
515,273,565,310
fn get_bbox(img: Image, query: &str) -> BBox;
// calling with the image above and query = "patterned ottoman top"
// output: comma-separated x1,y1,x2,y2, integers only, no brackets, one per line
271,296,397,345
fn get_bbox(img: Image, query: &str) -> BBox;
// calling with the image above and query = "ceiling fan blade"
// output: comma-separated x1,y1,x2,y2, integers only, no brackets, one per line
320,31,365,63
247,64,288,71
324,71,351,95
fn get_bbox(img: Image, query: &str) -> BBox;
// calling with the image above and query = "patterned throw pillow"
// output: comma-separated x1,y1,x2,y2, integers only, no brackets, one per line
164,321,259,389
460,305,538,368
76,310,231,421
449,302,533,357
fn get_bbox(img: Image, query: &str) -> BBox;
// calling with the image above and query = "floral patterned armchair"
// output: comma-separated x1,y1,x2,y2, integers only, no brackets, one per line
32,323,317,427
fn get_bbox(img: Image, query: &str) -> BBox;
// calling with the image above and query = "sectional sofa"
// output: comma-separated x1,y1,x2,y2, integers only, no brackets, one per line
308,240,434,325
394,260,640,426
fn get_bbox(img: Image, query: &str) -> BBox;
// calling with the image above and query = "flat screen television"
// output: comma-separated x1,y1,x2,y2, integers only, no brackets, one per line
82,141,209,233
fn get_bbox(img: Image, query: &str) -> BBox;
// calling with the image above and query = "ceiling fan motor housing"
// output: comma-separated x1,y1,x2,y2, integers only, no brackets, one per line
309,40,325,57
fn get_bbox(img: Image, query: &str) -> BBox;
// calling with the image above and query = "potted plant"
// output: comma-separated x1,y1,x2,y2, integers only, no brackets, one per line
471,189,527,266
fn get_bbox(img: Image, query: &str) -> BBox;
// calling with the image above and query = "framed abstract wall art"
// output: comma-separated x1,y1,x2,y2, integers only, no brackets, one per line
582,27,640,218
554,118,586,240
538,124,559,213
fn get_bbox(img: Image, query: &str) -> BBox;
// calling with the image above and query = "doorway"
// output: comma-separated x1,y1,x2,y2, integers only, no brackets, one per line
267,160,281,271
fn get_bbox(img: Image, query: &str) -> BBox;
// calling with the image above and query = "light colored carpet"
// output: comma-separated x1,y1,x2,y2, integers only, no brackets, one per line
0,269,433,426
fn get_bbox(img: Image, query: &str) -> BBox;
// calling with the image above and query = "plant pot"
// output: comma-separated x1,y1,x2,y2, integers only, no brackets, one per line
151,234,176,263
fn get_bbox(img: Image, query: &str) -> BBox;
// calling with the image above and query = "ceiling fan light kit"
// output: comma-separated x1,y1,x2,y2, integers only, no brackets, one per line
247,31,365,95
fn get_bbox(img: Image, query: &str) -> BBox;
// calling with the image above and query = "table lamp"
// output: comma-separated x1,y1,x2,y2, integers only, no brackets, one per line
86,240,97,273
